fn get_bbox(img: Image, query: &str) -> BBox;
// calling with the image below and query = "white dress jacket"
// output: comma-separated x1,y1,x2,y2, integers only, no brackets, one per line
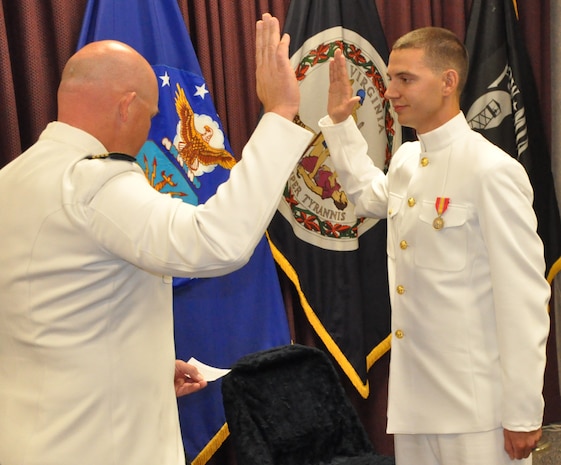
0,114,312,465
320,113,550,435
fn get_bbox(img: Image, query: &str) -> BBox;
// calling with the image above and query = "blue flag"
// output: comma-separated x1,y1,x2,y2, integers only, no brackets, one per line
78,1,291,464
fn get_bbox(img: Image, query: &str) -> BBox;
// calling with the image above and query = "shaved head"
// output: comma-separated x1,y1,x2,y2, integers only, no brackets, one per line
60,41,153,95
57,40,159,154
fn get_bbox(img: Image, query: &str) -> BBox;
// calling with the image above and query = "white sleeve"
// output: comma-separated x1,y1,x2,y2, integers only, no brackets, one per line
64,112,313,278
319,115,389,218
478,153,550,430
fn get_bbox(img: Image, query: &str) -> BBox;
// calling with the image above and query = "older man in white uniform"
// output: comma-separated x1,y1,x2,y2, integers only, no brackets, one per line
0,14,312,465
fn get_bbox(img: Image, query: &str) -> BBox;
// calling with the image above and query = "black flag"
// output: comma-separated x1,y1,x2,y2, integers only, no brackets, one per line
461,0,561,281
267,0,400,397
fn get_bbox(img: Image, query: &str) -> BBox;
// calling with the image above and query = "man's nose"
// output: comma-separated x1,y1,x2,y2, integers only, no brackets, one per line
384,83,396,100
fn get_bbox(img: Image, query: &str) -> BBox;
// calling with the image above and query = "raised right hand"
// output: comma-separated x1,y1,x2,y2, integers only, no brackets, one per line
255,13,299,121
328,48,361,124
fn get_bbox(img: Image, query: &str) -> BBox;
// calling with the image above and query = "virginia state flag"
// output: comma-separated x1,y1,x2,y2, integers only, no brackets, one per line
78,1,291,464
267,0,400,398
461,0,561,282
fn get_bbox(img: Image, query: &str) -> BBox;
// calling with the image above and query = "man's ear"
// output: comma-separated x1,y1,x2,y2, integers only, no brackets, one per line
118,91,136,122
442,69,459,96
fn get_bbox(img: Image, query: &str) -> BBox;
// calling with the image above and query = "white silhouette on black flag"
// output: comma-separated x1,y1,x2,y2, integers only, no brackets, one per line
461,0,561,280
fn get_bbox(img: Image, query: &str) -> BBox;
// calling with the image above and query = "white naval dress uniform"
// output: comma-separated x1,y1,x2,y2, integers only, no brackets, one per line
320,113,550,458
0,114,312,465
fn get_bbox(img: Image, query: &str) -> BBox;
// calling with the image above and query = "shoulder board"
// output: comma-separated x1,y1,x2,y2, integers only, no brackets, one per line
86,152,137,162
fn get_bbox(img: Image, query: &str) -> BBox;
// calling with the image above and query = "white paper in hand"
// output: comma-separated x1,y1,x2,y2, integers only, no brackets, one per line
187,357,231,382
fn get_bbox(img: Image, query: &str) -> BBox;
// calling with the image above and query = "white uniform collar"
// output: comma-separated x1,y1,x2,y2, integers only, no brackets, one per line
417,112,471,153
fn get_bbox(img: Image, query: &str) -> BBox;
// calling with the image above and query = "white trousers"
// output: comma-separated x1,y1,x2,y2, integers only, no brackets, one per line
394,428,532,465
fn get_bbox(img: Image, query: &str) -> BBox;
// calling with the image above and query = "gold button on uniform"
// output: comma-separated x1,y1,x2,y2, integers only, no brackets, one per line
396,285,405,295
421,157,429,167
395,329,404,339
400,240,408,250
407,197,416,207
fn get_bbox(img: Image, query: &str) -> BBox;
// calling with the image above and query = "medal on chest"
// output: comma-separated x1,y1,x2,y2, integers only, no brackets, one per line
433,197,450,230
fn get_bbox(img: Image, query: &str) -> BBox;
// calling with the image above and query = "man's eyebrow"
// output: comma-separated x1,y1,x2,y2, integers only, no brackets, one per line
387,71,415,78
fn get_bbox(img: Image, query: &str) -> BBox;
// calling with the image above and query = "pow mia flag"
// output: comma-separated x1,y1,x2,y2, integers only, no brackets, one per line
461,0,561,279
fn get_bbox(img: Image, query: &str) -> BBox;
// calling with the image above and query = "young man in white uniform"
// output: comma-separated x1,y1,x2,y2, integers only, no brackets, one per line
0,14,312,465
320,27,550,465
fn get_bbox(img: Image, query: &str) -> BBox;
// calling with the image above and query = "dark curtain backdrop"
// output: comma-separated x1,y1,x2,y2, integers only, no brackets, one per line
0,0,558,461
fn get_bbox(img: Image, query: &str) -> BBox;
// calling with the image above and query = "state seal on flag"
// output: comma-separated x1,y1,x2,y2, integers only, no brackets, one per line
277,27,400,252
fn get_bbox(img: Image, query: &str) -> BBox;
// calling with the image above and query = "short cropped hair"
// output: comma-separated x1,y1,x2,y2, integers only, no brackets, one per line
392,27,469,94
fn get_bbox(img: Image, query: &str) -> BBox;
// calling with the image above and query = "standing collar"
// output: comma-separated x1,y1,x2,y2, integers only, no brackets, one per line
418,112,471,153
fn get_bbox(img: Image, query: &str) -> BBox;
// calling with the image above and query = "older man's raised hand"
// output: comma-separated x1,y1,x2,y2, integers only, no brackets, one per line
255,13,299,121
